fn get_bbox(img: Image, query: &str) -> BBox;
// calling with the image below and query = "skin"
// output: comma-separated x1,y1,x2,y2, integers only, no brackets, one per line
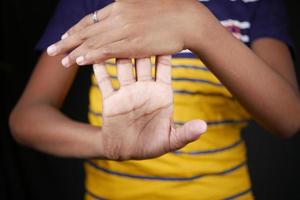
9,0,300,159
9,54,206,160
47,0,300,137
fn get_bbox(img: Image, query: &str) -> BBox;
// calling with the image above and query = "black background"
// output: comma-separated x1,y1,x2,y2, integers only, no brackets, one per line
0,0,299,199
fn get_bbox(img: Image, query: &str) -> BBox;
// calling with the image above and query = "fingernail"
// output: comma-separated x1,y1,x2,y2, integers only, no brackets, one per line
47,45,57,56
76,56,85,65
62,57,70,67
61,33,68,40
198,121,207,133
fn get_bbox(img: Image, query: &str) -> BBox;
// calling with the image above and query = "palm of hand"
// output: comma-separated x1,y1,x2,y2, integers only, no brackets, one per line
103,81,173,160
94,56,206,160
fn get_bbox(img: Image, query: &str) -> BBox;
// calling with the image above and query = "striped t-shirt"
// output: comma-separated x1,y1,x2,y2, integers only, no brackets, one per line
36,0,292,199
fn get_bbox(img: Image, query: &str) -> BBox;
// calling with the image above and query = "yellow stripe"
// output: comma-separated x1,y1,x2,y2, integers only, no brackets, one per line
89,85,250,121
88,107,246,154
104,57,206,67
92,75,233,98
95,58,217,84
85,161,252,200
171,58,206,67
90,141,246,177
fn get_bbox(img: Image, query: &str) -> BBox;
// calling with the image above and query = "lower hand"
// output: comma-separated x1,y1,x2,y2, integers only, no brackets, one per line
94,56,207,160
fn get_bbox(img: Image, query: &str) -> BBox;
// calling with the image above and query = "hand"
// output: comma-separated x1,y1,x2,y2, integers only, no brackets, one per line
47,0,210,67
94,55,206,160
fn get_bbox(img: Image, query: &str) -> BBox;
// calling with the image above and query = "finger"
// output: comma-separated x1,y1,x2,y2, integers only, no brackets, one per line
135,58,152,82
61,4,113,39
155,55,172,84
116,59,135,87
77,39,135,65
169,120,207,151
93,63,114,99
68,29,129,67
47,18,113,59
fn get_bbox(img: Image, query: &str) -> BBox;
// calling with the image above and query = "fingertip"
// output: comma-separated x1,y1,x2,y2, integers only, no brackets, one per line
61,57,70,68
195,120,207,134
76,56,85,65
188,120,207,136
47,44,57,56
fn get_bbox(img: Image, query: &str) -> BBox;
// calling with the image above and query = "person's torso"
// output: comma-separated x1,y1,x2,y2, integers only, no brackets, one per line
86,1,259,199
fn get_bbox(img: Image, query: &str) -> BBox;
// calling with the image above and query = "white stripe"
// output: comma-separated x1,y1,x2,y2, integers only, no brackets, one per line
232,33,250,42
221,19,251,29
179,49,192,54
242,0,259,3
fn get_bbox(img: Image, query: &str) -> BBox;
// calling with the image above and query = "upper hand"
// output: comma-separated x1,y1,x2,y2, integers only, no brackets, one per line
46,0,208,67
94,55,206,160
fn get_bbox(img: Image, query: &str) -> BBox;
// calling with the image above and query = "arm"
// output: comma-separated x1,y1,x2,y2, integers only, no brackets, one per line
9,52,102,158
9,53,206,160
47,0,300,137
189,14,300,137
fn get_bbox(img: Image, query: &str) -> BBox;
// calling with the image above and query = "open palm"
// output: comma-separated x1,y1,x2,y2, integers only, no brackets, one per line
93,56,206,160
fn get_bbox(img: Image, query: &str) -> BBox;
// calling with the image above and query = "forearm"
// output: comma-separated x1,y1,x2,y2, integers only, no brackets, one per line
10,103,104,158
190,11,300,137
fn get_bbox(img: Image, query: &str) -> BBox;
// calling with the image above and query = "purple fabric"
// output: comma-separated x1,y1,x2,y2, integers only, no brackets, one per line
250,0,292,46
36,0,293,51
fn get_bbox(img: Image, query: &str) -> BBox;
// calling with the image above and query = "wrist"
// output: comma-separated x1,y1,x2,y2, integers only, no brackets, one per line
183,2,221,53
92,128,125,161
88,126,107,159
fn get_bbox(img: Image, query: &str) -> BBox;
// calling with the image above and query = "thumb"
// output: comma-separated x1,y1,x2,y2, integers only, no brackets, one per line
169,120,207,151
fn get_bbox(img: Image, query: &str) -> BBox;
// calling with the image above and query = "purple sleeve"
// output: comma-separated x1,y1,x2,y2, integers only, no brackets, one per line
35,0,112,51
250,0,293,48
